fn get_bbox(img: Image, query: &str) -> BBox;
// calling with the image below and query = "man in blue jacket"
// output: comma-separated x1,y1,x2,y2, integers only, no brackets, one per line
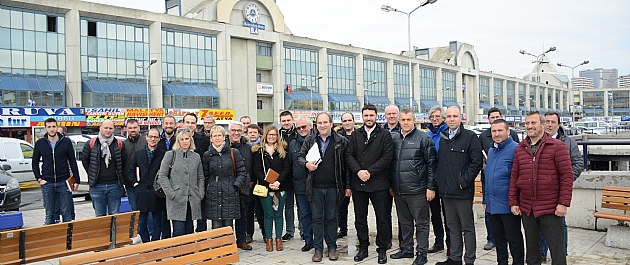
425,106,450,255
32,118,81,225
483,119,524,265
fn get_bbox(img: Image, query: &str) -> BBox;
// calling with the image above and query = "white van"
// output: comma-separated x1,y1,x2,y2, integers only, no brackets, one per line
0,138,35,183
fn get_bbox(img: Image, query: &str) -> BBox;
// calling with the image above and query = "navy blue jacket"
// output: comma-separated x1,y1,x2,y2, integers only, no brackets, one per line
32,133,81,183
289,133,311,194
483,137,517,215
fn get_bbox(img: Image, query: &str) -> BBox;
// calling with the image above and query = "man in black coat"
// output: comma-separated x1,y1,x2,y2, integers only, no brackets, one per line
389,108,437,265
126,128,165,243
278,110,297,241
183,113,210,232
478,107,520,251
435,106,483,265
290,117,315,252
228,121,254,251
346,104,394,264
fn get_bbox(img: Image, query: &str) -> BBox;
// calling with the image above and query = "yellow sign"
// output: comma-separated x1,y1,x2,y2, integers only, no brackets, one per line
198,109,235,121
125,108,166,118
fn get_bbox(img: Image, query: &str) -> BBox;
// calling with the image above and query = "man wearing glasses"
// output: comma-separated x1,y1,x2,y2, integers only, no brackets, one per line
425,106,451,256
335,112,354,239
228,121,255,251
182,113,211,232
202,114,216,138
289,117,315,252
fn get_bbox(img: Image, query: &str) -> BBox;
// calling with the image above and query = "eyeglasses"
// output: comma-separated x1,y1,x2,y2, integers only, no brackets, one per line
177,128,191,133
230,129,243,133
147,135,160,139
296,125,309,131
267,133,278,137
430,115,443,120
204,121,215,124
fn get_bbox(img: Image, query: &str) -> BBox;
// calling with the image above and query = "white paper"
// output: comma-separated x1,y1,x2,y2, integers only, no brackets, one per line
305,143,322,165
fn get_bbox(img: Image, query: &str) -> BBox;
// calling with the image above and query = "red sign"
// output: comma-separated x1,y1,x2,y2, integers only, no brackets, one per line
32,121,86,127
125,108,166,118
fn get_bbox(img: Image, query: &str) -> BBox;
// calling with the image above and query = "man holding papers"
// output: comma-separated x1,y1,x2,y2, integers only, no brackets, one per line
298,113,350,262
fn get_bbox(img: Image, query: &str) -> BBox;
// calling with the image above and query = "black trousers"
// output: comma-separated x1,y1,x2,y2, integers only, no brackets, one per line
429,193,450,246
521,213,566,265
489,213,524,265
247,196,265,237
353,190,392,252
338,195,350,233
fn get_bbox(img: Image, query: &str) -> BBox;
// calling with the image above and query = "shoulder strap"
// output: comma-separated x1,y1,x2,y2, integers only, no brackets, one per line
116,138,122,150
230,148,236,176
89,137,123,150
89,137,97,148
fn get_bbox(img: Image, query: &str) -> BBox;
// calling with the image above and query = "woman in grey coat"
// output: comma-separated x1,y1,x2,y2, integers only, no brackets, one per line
157,129,205,237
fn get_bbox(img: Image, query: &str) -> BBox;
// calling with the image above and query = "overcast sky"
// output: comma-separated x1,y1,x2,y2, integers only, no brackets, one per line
89,0,629,79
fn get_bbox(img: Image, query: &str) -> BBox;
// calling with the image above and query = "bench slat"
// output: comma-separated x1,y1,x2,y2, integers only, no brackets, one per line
196,254,240,265
600,203,630,212
158,244,239,265
595,212,630,222
603,186,630,193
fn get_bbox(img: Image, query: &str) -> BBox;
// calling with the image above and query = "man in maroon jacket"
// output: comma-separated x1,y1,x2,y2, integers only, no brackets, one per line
509,111,573,265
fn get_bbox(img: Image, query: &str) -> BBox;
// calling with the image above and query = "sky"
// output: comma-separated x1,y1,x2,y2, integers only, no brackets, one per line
88,0,630,79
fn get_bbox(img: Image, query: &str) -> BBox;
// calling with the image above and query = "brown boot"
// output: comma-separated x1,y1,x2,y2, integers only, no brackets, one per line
275,238,284,251
237,242,252,250
265,238,273,252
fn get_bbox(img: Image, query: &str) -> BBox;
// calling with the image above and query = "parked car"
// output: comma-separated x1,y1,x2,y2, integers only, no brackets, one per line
0,138,35,183
0,164,21,211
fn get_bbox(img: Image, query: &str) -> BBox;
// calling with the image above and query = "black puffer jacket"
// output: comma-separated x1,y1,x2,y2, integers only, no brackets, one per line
346,125,393,192
298,132,350,204
202,142,247,220
390,128,437,195
436,123,483,199
81,138,125,187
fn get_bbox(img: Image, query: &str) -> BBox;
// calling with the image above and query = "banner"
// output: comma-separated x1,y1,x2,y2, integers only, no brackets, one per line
0,116,30,127
0,107,85,127
85,108,126,126
125,108,166,118
199,109,235,121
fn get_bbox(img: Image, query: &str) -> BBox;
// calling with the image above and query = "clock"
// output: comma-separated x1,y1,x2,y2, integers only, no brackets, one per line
243,2,261,23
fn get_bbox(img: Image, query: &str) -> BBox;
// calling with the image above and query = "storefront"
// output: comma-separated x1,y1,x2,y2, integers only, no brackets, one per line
84,108,126,135
0,107,85,144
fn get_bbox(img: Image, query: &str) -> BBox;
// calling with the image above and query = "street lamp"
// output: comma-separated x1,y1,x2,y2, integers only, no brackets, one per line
382,0,438,111
301,75,323,113
519,46,556,86
439,86,450,106
137,57,158,130
359,80,378,106
557,60,589,79
601,77,622,118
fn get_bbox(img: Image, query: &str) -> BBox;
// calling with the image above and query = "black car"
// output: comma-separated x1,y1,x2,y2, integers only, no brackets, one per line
0,164,21,211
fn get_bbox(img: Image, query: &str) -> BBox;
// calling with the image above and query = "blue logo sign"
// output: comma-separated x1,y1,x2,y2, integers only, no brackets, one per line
243,21,266,30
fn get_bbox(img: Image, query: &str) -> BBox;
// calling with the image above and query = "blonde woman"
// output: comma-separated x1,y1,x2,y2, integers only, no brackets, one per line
157,128,205,237
251,125,291,252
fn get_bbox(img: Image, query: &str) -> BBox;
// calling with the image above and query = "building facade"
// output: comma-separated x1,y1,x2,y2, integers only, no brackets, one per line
580,68,619,88
0,0,572,127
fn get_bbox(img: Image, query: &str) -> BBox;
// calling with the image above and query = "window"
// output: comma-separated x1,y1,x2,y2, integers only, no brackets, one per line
257,99,263,109
87,21,96,36
46,16,56,32
20,143,33,159
256,42,272,57
256,73,262,82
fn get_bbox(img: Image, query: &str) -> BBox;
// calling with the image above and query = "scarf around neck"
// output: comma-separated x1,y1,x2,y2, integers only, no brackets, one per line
98,133,115,168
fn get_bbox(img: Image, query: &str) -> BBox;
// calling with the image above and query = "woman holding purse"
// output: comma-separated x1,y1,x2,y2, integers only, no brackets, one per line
157,128,205,237
251,125,291,252
202,126,247,229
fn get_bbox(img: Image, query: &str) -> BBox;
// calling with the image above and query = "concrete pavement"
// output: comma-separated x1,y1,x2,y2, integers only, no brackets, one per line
19,200,630,265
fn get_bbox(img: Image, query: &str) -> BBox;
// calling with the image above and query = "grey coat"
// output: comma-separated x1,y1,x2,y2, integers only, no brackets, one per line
157,149,205,222
557,126,584,180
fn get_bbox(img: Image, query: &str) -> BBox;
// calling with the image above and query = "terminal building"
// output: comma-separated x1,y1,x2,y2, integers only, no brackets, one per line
0,0,595,135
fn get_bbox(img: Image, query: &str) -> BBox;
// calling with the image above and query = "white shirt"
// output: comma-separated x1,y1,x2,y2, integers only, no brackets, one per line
365,126,376,140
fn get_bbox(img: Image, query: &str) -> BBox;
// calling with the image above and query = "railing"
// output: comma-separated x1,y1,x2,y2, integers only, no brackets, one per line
576,141,630,170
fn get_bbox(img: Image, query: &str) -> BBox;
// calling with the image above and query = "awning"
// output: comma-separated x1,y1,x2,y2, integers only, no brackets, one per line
284,91,323,101
611,108,630,113
328,94,359,103
519,106,528,111
443,101,460,108
163,83,219,97
479,103,492,109
365,96,391,105
494,104,507,111
583,109,604,114
539,107,547,112
507,105,519,111
530,107,538,111
0,76,64,91
82,79,146,94
421,100,440,107
394,97,418,106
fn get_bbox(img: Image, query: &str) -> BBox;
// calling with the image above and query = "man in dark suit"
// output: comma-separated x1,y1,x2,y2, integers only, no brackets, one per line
127,128,166,242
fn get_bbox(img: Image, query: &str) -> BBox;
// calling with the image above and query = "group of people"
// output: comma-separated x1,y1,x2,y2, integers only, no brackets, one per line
31,103,582,265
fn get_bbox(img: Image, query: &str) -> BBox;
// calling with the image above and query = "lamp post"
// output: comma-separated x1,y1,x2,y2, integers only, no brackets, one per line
382,0,438,111
519,46,556,87
359,80,378,106
438,86,450,107
137,58,158,130
601,77,622,118
301,75,323,113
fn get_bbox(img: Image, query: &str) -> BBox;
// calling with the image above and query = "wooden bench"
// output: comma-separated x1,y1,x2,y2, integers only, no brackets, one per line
474,177,482,204
594,186,630,229
0,211,138,265
58,226,240,265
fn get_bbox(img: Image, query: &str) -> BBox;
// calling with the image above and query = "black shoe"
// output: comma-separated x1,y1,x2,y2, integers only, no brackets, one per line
483,241,496,250
412,253,428,265
301,244,314,252
354,249,368,262
428,243,444,253
436,258,462,265
390,251,414,259
378,252,387,264
337,230,347,238
281,233,293,241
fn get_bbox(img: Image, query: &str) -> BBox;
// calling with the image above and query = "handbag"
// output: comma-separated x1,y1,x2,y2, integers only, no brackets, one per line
252,151,268,197
154,151,176,198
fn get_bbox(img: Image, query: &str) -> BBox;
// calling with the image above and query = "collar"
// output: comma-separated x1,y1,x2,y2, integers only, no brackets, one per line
401,127,416,138
493,137,514,149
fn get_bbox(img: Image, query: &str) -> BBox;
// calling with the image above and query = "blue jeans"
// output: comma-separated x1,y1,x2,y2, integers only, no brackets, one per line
41,181,73,225
295,193,313,245
125,185,137,211
485,211,495,244
540,217,568,258
139,211,162,243
172,203,194,237
311,188,338,253
90,183,123,217
235,206,248,244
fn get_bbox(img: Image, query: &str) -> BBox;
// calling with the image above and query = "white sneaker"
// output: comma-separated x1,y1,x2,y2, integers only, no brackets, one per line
131,235,143,244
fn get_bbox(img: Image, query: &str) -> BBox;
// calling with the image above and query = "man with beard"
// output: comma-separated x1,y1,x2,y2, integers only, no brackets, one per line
182,113,211,232
278,110,297,241
123,119,147,211
228,121,254,251
347,104,393,264
289,117,315,252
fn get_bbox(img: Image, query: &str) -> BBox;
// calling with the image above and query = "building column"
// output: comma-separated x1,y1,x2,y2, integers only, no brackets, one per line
436,68,443,105
356,54,365,106
489,77,495,107
319,47,328,111
502,79,507,110
64,9,81,107
604,89,610,117
216,30,230,109
525,84,531,110
413,63,420,112
148,21,163,108
272,41,284,118
456,72,463,106
386,59,394,104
